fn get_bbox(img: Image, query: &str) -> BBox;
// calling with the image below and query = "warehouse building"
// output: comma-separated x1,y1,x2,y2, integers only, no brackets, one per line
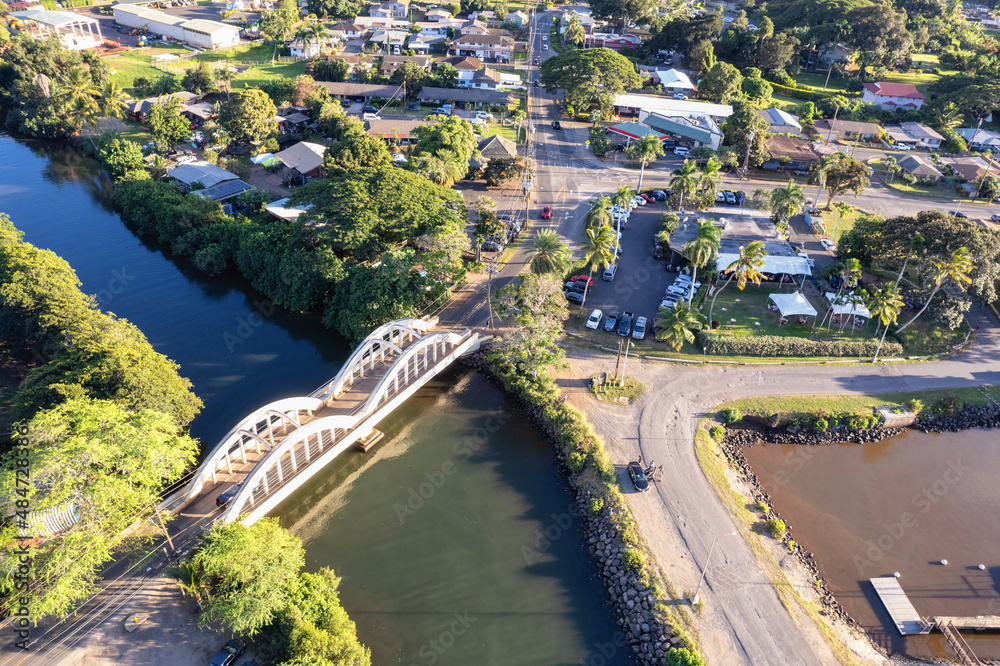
112,5,241,49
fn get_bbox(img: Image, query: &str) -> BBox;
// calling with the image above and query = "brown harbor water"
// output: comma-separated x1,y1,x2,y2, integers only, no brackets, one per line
743,428,1000,661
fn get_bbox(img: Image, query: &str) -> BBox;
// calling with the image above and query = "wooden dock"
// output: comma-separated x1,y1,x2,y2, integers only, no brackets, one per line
933,616,1000,631
870,577,932,635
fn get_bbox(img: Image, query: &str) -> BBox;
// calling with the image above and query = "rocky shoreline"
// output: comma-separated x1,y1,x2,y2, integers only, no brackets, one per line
717,402,1000,658
462,352,687,666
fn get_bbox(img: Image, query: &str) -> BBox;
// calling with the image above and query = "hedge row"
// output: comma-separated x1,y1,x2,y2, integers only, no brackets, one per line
765,81,833,102
697,332,903,358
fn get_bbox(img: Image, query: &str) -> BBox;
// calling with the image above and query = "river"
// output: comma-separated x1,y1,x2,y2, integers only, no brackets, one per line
743,428,1000,661
0,129,627,665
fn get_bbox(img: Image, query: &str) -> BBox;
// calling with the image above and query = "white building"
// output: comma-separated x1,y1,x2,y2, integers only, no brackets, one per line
956,127,1000,152
899,122,944,149
757,107,802,134
614,93,733,122
9,10,103,50
861,82,926,111
112,5,240,49
654,68,695,95
289,37,324,58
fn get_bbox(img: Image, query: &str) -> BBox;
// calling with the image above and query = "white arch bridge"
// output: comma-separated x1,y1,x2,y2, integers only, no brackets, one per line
167,317,480,525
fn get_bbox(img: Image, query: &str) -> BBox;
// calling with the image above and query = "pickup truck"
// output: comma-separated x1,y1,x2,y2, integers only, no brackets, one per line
617,311,634,336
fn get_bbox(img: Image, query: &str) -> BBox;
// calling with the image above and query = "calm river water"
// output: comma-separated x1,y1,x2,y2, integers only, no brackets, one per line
0,129,626,665
744,428,1000,661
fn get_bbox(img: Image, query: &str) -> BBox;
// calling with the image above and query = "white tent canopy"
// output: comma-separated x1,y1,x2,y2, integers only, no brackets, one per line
250,152,276,164
825,292,871,318
716,253,811,276
768,292,817,317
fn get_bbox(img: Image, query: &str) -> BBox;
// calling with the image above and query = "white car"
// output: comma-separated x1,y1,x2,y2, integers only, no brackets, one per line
632,196,646,206
820,238,837,252
586,309,603,330
476,111,494,120
672,93,688,100
747,23,758,30
673,146,690,156
896,144,913,151
470,117,485,125
632,316,647,340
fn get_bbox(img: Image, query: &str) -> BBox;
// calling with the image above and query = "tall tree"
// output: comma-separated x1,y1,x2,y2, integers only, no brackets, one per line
670,159,700,210
565,13,585,46
768,180,806,229
699,61,743,103
295,21,329,56
146,95,190,152
723,100,771,169
697,156,723,200
625,134,665,192
578,225,617,312
526,229,572,275
895,247,974,333
98,80,130,127
539,48,642,118
588,0,656,27
412,115,479,181
867,283,904,362
219,88,278,142
490,274,568,374
808,154,840,211
586,195,613,228
822,154,870,208
707,240,766,324
682,221,722,304
653,303,708,350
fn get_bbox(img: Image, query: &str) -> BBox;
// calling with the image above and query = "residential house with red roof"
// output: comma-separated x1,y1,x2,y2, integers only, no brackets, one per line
861,82,926,111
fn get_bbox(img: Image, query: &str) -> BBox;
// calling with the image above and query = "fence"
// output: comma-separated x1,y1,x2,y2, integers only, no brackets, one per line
151,55,298,73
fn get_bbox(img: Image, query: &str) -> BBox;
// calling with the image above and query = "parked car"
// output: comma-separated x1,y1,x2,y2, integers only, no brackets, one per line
604,310,620,332
603,263,617,281
640,193,656,203
551,121,562,129
209,639,245,666
565,290,584,303
805,206,821,215
571,275,594,287
586,309,603,330
632,316,647,340
672,93,688,100
715,192,725,203
652,190,667,201
666,284,690,297
735,190,746,205
992,213,1000,222
617,311,634,336
627,461,649,492
820,238,837,252
362,113,381,121
724,190,736,205
476,110,494,120
433,107,451,115
362,105,378,114
565,280,587,293
407,101,422,111
896,143,913,151
632,196,646,206
673,146,689,156
216,482,242,508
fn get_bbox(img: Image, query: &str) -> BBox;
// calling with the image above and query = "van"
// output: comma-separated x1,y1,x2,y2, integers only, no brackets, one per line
362,112,381,121
603,264,617,281
673,146,690,156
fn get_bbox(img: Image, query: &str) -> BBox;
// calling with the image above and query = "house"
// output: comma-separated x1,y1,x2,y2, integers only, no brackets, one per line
896,155,944,180
459,19,490,35
279,111,310,132
384,0,410,18
407,33,444,53
181,101,217,126
615,93,733,122
369,4,393,18
472,10,496,23
315,82,399,102
288,37,325,58
265,197,314,222
561,8,595,34
653,68,695,95
168,161,241,191
762,136,820,170
191,179,254,202
425,7,451,21
505,10,528,25
938,156,1000,181
129,91,200,119
900,122,944,149
274,141,327,181
606,122,671,148
329,21,366,39
583,33,641,50
378,55,431,77
418,86,512,108
813,118,881,142
643,112,724,150
369,29,408,54
439,56,481,86
956,127,1000,152
365,118,429,143
450,33,514,62
321,55,375,79
757,107,801,134
112,5,240,48
477,134,518,160
7,9,103,50
882,126,921,149
861,82,926,111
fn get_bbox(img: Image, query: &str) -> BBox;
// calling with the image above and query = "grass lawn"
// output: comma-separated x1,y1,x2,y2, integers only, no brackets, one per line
481,124,524,143
769,94,801,112
792,72,850,94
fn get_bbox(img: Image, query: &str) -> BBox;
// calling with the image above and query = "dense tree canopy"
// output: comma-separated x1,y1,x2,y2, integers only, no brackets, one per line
699,62,743,103
540,48,642,117
722,100,771,168
147,96,191,151
324,121,392,173
219,88,278,142
589,0,657,26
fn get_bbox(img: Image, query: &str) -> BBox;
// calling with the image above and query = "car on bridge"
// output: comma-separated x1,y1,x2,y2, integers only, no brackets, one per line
209,639,245,666
216,482,242,508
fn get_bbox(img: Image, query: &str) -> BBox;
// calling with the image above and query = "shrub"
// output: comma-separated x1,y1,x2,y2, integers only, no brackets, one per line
567,451,586,473
934,395,962,414
666,647,707,666
621,548,645,571
720,408,742,424
906,398,923,414
786,539,796,553
589,497,605,515
709,425,726,441
767,518,786,539
756,501,769,513
813,417,828,432
764,80,830,102
697,332,903,358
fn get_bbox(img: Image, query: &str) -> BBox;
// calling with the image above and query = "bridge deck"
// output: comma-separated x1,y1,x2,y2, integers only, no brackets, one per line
870,577,932,635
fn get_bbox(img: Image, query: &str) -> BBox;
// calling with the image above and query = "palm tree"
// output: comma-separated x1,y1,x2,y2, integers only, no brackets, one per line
809,154,840,211
933,102,963,130
670,159,700,211
56,65,100,111
831,201,853,238
612,186,634,210
214,65,236,100
893,234,926,289
707,240,766,324
654,303,708,350
66,94,99,134
768,180,806,231
867,283,905,363
415,156,464,186
296,21,328,57
682,221,722,305
625,134,665,192
164,561,208,609
99,80,130,127
149,154,169,179
565,14,585,46
586,195,613,228
577,224,617,313
697,156,723,201
883,156,897,183
526,229,572,274
895,247,975,334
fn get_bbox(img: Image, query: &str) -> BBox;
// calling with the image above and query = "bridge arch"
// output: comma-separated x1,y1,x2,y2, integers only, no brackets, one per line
361,331,467,414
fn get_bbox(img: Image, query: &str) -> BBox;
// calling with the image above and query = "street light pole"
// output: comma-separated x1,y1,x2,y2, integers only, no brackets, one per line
691,531,738,605
740,130,754,180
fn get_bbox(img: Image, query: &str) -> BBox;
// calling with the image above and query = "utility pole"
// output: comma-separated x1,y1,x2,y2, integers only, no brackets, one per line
619,339,634,386
954,152,995,216
966,116,984,157
486,256,498,330
613,338,623,380
822,31,841,91
150,502,178,564
825,105,839,146
740,130,755,180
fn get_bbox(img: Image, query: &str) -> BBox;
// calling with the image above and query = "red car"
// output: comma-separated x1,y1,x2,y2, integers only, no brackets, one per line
540,205,552,219
533,57,540,66
640,193,656,203
570,275,594,286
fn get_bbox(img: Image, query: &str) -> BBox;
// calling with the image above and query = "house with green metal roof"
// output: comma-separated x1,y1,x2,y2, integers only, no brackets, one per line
642,112,724,150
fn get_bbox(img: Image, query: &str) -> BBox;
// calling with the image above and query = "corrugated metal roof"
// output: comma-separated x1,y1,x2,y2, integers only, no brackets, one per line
716,253,810,275
192,179,252,201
